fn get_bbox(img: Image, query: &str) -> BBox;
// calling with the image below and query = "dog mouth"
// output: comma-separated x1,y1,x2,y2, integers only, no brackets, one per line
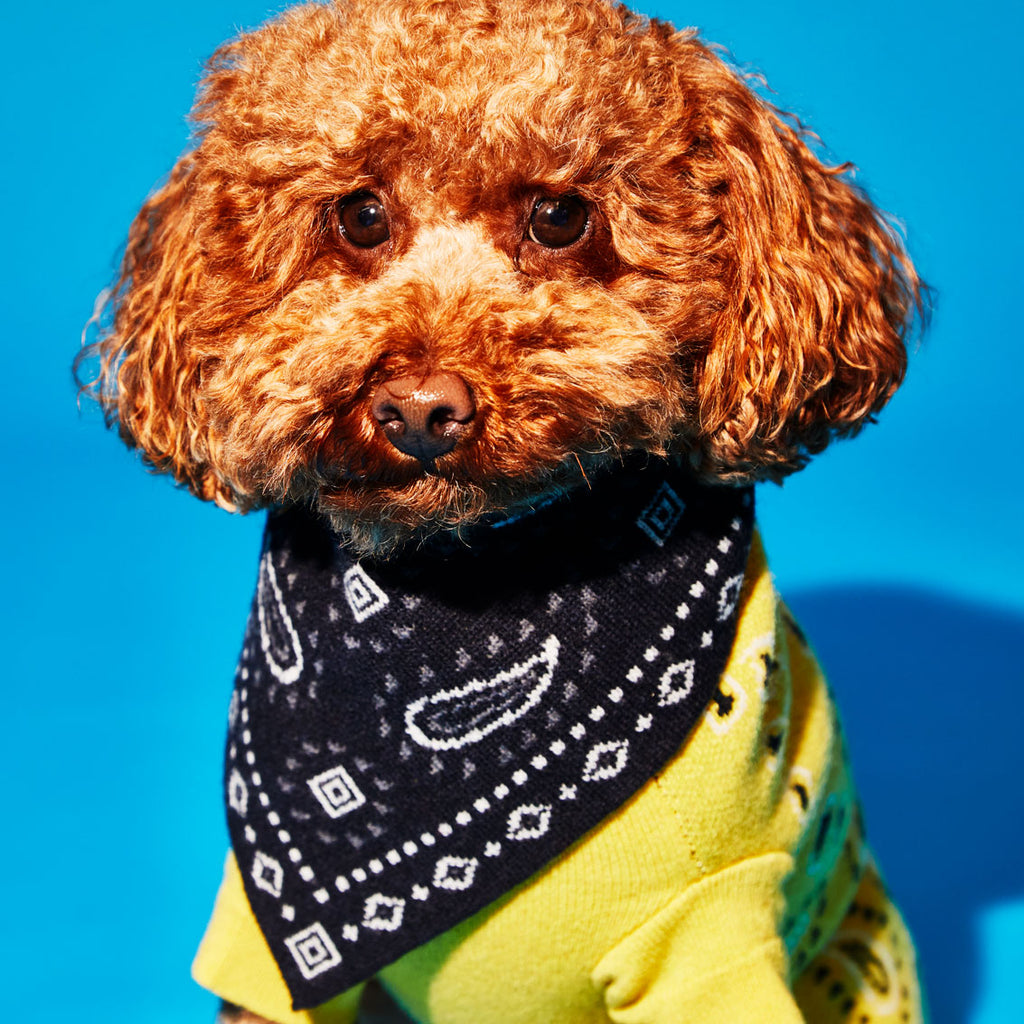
296,354,681,551
314,439,602,552
315,418,598,507
308,385,661,531
315,468,496,553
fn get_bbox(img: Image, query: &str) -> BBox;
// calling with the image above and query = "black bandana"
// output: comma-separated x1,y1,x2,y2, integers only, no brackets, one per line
224,463,754,1008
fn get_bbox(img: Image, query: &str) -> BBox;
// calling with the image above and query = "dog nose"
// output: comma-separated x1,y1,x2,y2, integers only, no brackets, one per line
371,372,476,462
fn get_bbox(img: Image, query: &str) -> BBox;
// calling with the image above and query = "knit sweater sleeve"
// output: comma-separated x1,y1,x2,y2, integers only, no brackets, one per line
592,852,805,1024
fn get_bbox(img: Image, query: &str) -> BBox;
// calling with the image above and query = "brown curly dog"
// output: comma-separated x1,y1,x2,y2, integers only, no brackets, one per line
79,1,925,1022
81,0,919,550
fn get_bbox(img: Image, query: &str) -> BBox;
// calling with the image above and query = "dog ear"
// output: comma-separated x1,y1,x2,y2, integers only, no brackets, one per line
679,44,922,479
77,156,239,510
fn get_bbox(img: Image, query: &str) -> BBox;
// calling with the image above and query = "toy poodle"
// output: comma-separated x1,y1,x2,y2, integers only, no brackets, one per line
78,0,925,1022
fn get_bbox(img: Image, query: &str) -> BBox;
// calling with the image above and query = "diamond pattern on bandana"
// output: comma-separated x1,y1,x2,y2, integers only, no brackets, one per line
433,856,479,891
636,482,686,546
252,851,285,898
581,740,630,782
506,804,553,840
307,765,367,819
362,894,405,931
284,923,342,980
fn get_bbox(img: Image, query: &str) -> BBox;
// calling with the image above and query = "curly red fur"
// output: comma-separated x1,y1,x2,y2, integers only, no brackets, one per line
77,0,921,552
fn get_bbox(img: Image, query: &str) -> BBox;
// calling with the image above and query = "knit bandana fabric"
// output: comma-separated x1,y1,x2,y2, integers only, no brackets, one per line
224,462,754,1008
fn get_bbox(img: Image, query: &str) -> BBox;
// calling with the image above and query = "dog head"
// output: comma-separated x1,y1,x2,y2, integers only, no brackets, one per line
80,0,920,552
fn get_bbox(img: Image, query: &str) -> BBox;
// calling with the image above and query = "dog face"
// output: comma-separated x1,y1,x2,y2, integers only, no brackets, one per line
81,0,919,552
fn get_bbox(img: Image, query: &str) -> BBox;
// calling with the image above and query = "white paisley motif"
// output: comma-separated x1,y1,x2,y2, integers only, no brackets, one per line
405,636,560,750
257,551,304,684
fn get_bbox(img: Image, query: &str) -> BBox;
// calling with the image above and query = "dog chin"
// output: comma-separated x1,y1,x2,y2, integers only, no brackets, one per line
314,453,601,555
315,474,491,555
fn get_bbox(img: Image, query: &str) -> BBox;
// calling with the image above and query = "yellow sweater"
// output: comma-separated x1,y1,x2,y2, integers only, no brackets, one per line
193,533,924,1024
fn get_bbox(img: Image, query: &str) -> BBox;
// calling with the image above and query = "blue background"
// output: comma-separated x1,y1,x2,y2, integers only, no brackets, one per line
2,0,1022,1020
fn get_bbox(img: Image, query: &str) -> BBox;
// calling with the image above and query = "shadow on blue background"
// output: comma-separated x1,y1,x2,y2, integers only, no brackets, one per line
786,587,1024,1024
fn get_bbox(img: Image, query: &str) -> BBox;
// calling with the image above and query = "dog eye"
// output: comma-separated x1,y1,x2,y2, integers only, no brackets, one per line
528,196,588,248
336,192,390,248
